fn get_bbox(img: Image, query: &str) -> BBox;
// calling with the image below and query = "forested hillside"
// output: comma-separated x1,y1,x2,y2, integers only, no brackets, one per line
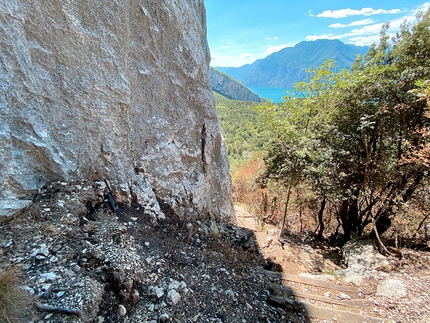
227,10,430,245
214,92,266,172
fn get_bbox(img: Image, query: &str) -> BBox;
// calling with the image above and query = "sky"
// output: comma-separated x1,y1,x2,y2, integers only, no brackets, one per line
205,0,430,67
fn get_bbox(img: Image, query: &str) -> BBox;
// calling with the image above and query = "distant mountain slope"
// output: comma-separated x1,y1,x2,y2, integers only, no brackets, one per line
217,39,369,88
210,67,262,102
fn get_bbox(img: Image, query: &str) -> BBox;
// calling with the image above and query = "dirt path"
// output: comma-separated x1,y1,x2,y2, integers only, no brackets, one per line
234,204,430,323
234,205,339,275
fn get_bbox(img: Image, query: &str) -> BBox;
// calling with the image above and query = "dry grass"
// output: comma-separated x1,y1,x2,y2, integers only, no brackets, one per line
0,268,30,323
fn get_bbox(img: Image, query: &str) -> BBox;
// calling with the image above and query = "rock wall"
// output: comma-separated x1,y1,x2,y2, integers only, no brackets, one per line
210,68,261,102
0,0,233,221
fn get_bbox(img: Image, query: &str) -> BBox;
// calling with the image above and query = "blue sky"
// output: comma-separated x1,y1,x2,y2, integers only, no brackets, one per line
205,0,430,67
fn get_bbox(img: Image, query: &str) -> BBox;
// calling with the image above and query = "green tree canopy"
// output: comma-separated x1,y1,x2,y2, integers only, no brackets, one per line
257,9,430,241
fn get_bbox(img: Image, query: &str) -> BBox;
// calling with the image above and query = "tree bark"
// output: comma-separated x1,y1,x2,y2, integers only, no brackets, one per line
317,196,326,240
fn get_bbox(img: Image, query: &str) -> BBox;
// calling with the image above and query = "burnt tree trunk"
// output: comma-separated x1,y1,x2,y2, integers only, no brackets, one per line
317,196,326,240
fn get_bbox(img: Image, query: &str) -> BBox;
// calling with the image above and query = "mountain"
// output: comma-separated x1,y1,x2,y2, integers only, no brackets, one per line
217,39,369,88
210,67,262,102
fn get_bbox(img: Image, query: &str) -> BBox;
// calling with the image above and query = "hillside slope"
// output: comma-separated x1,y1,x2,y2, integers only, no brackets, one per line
210,68,261,102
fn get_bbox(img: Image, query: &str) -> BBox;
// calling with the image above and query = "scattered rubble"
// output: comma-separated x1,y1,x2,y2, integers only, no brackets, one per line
1,181,429,323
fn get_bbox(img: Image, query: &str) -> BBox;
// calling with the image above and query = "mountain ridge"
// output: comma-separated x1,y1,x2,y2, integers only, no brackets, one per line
216,39,369,88
210,67,261,102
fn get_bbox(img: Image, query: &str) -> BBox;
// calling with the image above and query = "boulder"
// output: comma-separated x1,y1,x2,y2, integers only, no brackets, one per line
337,239,389,285
0,199,32,224
343,239,389,269
0,0,233,222
376,279,407,298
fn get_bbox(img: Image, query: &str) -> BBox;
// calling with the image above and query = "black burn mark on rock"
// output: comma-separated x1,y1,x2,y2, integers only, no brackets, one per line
201,123,207,174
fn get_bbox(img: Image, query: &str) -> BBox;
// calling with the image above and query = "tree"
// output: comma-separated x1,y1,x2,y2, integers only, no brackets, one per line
257,9,430,242
257,61,337,232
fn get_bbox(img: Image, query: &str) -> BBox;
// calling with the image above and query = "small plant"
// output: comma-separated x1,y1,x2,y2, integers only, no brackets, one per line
0,268,30,323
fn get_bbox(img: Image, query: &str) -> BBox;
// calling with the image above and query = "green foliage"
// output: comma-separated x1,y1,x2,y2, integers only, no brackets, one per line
257,60,338,191
256,60,339,229
256,9,430,241
214,92,267,173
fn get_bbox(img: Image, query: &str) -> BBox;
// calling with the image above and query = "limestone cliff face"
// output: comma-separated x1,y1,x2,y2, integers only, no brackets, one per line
210,68,261,102
0,0,233,220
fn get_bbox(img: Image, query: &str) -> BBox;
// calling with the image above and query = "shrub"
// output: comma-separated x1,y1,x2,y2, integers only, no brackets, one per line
0,268,30,323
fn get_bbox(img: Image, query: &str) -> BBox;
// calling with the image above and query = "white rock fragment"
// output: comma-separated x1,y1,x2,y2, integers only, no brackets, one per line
154,287,164,298
167,289,181,305
118,304,127,317
336,292,351,300
376,279,407,298
268,228,277,236
210,220,220,238
262,237,273,249
168,281,180,290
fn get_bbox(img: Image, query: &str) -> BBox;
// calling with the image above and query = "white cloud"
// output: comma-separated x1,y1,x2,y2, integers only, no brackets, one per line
347,35,382,46
329,20,375,29
240,53,254,59
329,23,348,28
306,9,314,17
413,2,430,13
350,18,375,26
211,53,256,67
264,43,296,56
305,22,384,43
301,3,430,49
305,34,339,41
317,7,401,18
349,23,384,35
266,36,279,41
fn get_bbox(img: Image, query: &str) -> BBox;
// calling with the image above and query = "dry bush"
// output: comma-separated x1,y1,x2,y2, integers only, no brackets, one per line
232,157,336,235
0,268,31,323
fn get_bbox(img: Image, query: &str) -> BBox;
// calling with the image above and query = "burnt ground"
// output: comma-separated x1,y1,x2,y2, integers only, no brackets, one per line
1,181,430,323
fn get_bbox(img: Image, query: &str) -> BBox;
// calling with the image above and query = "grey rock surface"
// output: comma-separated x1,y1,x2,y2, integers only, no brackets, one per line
210,67,261,102
0,199,32,223
337,239,389,286
0,0,233,221
343,239,389,269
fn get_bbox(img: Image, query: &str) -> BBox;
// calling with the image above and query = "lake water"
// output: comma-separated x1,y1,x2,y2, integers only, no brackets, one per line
249,87,294,103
